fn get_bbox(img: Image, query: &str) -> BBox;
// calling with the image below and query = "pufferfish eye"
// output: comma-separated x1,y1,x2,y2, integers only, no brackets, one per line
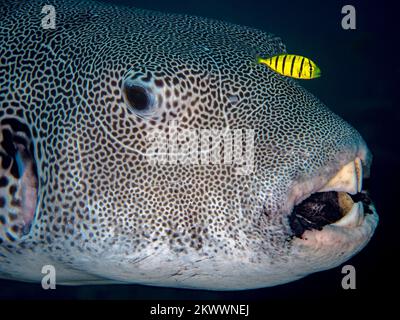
122,80,154,113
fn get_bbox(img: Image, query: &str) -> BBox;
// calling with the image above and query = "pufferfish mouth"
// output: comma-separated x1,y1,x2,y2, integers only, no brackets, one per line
289,158,374,237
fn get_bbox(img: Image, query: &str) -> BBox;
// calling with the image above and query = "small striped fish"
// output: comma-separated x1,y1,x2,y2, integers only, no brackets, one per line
257,54,321,79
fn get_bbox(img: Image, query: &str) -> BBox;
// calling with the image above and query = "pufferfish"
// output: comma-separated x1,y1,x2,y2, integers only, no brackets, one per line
257,54,321,79
0,0,377,291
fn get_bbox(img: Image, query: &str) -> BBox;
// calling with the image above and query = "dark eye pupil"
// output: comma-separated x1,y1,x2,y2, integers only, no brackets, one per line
125,85,149,111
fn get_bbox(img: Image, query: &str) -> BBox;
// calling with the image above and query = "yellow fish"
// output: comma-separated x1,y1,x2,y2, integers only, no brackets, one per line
257,54,321,79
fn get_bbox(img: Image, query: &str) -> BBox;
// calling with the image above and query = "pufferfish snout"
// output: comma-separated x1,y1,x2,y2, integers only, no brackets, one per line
0,0,378,290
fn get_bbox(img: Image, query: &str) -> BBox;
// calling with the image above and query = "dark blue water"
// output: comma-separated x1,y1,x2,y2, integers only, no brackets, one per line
0,0,397,300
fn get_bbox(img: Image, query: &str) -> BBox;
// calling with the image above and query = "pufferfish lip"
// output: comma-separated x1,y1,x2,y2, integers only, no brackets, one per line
289,157,376,237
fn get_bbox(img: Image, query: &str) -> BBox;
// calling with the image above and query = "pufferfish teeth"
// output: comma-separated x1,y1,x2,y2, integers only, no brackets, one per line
354,157,363,193
320,157,363,195
332,202,364,228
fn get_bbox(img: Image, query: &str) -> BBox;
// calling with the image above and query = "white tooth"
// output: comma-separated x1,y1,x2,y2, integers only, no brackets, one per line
355,157,363,192
332,202,364,228
320,160,358,194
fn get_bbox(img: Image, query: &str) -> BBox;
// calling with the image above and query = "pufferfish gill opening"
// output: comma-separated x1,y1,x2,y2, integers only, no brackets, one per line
0,0,378,290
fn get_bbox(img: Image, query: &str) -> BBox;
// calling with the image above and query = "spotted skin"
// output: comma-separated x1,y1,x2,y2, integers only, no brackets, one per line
0,0,378,289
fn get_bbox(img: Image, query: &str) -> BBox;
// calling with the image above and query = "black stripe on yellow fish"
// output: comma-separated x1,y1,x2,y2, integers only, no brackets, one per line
281,55,287,74
308,59,313,78
257,54,321,80
290,55,296,76
299,57,305,78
